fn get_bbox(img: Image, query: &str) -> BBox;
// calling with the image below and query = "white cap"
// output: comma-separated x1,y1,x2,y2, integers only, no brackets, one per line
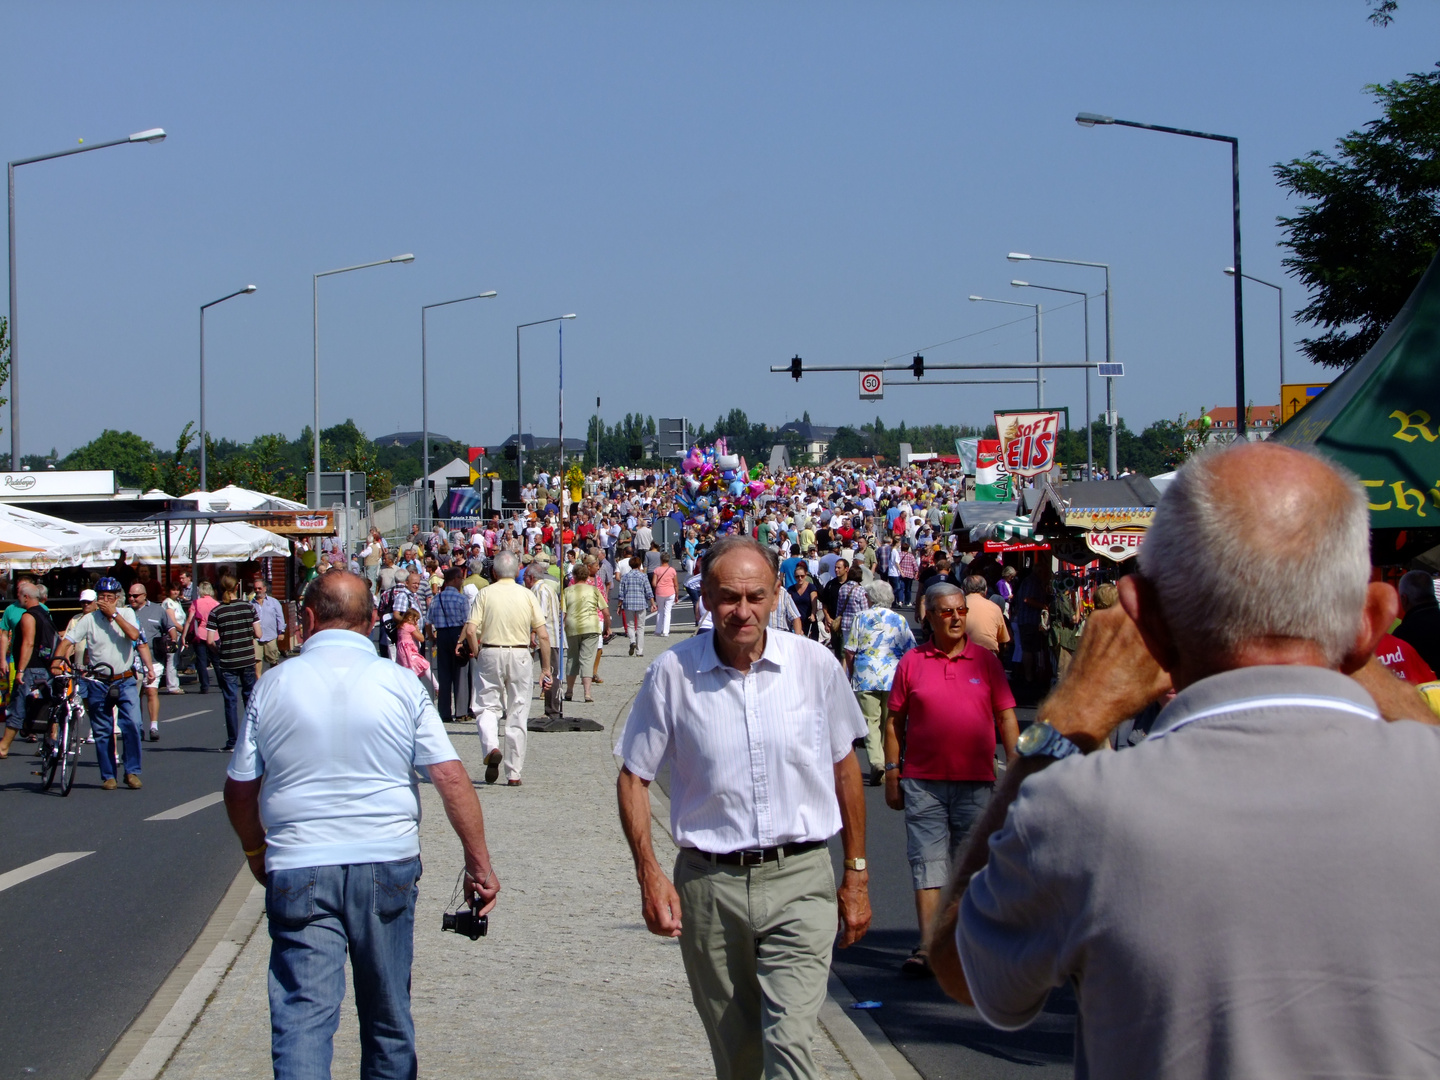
79,589,98,602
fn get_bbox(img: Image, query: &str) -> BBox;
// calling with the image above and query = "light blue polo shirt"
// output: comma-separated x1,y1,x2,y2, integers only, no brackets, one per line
228,628,459,872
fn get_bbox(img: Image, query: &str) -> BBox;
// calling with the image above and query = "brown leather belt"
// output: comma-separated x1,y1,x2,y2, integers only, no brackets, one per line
106,671,136,683
688,840,827,866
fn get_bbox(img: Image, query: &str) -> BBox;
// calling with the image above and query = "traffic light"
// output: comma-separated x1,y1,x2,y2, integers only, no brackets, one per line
789,354,803,381
912,353,924,378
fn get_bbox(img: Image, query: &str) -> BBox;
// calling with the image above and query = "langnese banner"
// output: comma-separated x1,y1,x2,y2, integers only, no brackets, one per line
975,438,1012,501
995,411,1061,479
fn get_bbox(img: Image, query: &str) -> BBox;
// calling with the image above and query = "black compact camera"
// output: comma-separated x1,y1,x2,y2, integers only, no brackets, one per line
442,900,488,941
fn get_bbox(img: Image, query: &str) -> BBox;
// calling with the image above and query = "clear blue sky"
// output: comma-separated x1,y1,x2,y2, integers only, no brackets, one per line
5,1,1437,460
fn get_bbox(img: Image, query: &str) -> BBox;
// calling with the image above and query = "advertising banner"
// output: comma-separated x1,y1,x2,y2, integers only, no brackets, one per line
995,411,1062,478
1084,524,1146,562
975,439,1012,501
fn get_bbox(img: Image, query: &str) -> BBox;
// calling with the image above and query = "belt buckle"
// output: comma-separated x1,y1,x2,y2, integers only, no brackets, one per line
738,849,765,867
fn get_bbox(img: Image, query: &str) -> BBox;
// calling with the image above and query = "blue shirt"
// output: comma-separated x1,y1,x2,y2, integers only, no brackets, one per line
428,586,470,630
780,556,804,588
844,608,916,692
251,595,286,643
227,629,459,872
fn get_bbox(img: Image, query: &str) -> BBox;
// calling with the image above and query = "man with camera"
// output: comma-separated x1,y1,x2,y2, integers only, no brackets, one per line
224,570,499,1079
617,535,870,1080
928,443,1440,1077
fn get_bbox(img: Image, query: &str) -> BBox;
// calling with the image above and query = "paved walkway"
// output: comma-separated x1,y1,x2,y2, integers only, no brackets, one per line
157,635,862,1079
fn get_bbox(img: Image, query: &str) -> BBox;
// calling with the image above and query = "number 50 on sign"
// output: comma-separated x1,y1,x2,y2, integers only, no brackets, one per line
859,370,884,400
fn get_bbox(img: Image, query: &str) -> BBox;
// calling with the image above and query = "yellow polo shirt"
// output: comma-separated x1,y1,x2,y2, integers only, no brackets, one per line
466,578,544,647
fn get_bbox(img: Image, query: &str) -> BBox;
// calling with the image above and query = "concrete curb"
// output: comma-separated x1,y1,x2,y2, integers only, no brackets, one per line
93,863,266,1080
607,688,909,1080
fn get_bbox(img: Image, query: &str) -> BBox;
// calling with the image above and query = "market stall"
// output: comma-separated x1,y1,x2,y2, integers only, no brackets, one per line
1030,475,1161,569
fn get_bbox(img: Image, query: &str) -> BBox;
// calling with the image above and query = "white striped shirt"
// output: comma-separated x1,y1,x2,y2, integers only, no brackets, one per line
619,629,865,852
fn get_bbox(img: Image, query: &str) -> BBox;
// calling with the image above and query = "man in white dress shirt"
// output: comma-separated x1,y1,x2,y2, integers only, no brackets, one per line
617,535,871,1080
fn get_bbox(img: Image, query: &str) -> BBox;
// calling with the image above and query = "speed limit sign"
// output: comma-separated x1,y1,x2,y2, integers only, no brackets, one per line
859,370,884,400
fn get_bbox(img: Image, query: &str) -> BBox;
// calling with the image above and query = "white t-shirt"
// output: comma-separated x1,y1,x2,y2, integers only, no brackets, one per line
228,628,459,871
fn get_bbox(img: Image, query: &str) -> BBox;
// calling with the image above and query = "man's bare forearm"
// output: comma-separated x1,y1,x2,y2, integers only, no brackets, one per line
617,767,665,878
428,760,494,875
833,753,868,862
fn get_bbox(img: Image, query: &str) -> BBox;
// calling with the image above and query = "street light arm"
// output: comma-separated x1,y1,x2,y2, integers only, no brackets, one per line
316,255,415,280
202,285,258,311
423,291,498,313
9,132,156,168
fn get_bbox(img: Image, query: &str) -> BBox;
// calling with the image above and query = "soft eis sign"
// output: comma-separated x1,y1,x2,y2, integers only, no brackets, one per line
994,411,1061,478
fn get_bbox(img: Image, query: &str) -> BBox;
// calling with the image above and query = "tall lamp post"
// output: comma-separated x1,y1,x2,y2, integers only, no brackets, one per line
8,127,167,470
968,295,1044,407
421,290,497,531
199,285,257,490
1008,253,1118,475
311,254,414,507
1076,111,1247,440
1225,266,1285,388
515,314,576,488
1012,280,1092,477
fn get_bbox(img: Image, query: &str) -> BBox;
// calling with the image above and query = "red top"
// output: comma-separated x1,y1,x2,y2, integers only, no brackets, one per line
1377,633,1437,684
889,641,1015,782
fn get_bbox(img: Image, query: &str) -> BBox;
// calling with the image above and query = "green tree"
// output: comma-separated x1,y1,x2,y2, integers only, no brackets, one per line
321,420,392,502
146,422,199,495
1274,65,1440,368
60,429,156,486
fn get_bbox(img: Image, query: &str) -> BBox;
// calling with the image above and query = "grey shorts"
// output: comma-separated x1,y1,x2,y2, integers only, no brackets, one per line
902,778,992,891
567,633,600,677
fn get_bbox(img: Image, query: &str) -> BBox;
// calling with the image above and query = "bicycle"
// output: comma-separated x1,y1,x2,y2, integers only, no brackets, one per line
34,660,113,796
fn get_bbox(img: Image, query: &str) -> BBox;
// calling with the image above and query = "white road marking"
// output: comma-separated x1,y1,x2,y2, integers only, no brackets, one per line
0,851,94,895
159,709,213,724
146,791,225,821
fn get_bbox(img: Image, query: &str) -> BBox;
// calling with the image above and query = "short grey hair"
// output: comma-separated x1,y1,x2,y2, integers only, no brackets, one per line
961,574,988,596
924,581,963,606
492,550,520,580
35,584,47,602
864,579,895,608
198,581,215,597
702,535,779,582
16,580,39,601
1398,570,1436,610
1138,445,1369,667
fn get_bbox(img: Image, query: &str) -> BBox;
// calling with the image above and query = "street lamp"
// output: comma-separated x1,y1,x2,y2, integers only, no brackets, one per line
421,291,497,531
199,285,257,490
311,254,414,507
1225,267,1285,388
1076,111,1247,440
969,295,1044,407
515,314,576,488
1013,280,1092,478
1008,253,1118,475
8,127,167,469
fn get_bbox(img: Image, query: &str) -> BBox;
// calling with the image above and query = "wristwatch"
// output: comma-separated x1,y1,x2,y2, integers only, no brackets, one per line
844,858,867,872
1015,721,1083,761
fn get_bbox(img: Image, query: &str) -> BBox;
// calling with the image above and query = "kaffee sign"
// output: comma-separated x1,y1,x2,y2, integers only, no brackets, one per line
1084,525,1146,562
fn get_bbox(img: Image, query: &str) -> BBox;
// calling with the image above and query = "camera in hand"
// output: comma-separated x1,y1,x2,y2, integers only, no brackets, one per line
442,899,488,941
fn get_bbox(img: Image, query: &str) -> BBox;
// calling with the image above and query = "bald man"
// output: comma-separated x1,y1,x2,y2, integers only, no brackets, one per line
928,443,1440,1078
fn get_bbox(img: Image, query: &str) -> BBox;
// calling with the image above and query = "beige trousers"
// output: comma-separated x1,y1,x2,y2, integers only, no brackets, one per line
854,690,887,773
675,845,837,1080
472,647,532,780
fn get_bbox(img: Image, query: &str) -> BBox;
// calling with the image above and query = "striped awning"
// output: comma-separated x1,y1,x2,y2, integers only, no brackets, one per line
970,517,1041,543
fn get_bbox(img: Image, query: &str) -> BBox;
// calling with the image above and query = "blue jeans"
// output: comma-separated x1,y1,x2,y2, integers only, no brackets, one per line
267,858,422,1080
890,574,909,606
82,676,142,782
218,666,257,748
901,778,992,890
193,639,219,692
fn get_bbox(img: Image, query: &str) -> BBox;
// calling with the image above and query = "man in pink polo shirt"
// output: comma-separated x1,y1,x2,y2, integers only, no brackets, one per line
885,579,1017,978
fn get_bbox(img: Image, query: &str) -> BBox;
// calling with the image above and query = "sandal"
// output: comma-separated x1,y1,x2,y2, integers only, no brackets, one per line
591,676,604,685
584,696,596,703
900,949,934,979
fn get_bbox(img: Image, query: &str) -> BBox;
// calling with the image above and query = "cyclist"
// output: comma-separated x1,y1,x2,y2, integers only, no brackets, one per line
50,577,154,790
0,581,57,759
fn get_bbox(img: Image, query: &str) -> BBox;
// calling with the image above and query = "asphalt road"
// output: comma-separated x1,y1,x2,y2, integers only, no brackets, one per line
0,689,243,1080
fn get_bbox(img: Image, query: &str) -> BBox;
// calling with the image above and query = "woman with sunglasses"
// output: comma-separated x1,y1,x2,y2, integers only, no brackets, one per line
788,564,823,640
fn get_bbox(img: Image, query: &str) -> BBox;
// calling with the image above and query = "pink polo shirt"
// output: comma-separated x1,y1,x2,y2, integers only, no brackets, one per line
888,641,1015,782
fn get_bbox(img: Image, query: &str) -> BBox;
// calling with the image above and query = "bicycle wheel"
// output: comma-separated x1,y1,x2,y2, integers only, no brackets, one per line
59,707,82,796
38,706,61,792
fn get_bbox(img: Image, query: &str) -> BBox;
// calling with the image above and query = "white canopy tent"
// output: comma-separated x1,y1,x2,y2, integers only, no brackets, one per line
0,503,116,569
181,485,307,513
90,519,291,566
